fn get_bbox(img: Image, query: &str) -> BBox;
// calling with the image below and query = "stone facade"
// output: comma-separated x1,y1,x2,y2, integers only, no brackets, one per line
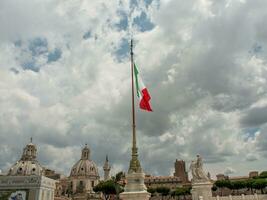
216,171,259,182
0,174,56,200
145,175,183,190
55,177,69,197
144,159,190,190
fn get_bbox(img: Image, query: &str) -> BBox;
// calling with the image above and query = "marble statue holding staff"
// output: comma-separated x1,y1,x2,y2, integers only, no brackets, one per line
190,155,210,183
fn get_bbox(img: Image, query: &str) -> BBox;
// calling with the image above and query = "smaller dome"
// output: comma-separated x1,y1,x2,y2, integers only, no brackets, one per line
70,160,99,177
70,145,99,178
8,160,43,176
8,139,44,176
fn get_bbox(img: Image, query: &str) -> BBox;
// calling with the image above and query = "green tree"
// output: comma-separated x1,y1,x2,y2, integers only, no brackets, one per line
259,171,267,179
174,187,191,200
94,180,122,200
211,185,217,192
245,179,254,194
114,171,124,182
112,171,125,200
252,179,267,194
156,186,170,200
215,180,232,195
231,181,246,195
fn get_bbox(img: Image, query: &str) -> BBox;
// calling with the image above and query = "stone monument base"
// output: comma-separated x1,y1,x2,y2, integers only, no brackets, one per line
120,191,151,200
191,181,213,200
119,172,151,200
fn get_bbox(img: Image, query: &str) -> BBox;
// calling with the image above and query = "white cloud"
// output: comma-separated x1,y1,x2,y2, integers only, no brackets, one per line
0,0,267,178
224,167,236,175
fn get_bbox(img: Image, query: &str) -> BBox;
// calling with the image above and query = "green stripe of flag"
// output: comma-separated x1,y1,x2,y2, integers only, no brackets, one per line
134,63,140,97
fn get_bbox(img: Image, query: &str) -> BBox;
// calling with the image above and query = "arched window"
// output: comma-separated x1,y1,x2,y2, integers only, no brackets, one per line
77,180,85,193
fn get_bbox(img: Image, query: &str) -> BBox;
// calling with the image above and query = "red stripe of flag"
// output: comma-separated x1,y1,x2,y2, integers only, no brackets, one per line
139,88,152,112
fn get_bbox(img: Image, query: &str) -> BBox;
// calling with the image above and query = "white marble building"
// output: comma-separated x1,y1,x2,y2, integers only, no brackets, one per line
0,140,56,200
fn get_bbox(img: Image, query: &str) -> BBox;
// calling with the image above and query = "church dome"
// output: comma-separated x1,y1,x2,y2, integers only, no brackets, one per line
70,145,99,178
8,160,44,176
8,139,44,176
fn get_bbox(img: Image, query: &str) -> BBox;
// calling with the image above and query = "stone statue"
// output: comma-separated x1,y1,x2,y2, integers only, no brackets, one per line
190,155,209,183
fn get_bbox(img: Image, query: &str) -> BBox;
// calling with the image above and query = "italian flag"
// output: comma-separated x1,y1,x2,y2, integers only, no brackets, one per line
134,63,153,112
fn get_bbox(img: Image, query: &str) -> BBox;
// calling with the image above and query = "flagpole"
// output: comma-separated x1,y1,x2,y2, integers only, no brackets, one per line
131,40,136,149
120,39,150,199
129,39,141,173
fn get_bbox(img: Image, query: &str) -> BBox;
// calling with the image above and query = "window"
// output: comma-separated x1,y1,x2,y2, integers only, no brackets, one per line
41,190,44,200
77,181,85,193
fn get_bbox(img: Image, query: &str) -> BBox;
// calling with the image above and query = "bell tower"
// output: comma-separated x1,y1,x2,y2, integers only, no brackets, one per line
103,155,111,181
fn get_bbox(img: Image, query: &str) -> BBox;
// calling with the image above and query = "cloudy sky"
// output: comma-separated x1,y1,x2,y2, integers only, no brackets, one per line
1,0,267,179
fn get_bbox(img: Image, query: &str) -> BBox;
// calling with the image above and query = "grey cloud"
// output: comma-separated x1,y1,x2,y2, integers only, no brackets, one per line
255,124,267,154
241,106,267,127
246,154,258,162
224,167,236,175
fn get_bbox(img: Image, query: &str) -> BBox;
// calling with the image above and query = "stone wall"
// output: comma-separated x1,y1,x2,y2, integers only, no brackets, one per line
0,175,56,200
212,194,267,200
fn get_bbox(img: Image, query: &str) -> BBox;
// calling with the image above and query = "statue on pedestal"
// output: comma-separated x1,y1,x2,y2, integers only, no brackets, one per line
190,155,209,183
190,155,213,200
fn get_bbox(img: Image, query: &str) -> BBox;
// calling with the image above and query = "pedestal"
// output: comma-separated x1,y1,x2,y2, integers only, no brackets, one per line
191,181,213,200
119,172,151,200
120,191,151,200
